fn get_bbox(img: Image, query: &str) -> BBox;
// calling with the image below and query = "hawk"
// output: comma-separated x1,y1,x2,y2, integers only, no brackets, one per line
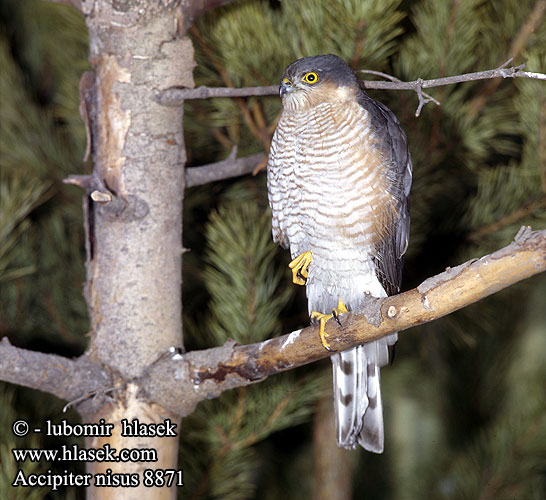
267,54,412,452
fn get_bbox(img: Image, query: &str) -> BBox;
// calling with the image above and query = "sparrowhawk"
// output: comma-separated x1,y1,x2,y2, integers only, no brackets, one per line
267,54,412,452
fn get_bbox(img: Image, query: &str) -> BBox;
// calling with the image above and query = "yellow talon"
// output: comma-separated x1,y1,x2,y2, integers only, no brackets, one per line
332,298,349,319
311,299,348,352
288,251,312,285
310,311,334,351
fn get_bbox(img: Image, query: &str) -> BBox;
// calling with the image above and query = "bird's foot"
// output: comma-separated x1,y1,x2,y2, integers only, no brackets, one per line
288,251,312,285
310,311,334,351
311,299,348,352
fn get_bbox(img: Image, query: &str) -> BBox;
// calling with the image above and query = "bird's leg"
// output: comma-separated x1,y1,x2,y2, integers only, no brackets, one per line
311,299,348,352
310,311,334,351
288,250,312,285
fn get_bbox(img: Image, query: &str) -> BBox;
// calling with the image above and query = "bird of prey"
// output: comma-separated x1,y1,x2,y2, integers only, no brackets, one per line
267,54,412,452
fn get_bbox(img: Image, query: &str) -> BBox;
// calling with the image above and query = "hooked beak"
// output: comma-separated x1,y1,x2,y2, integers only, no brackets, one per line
280,78,295,98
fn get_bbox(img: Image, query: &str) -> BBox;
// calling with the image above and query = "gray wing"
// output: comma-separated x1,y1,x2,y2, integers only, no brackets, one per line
358,91,412,296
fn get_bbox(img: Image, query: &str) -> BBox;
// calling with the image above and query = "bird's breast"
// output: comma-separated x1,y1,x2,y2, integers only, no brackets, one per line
272,101,394,260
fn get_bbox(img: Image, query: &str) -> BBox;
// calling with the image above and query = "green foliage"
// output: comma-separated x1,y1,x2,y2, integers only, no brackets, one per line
186,0,546,498
203,199,292,345
446,399,546,500
0,388,48,500
467,50,546,248
398,0,490,80
185,0,406,162
180,375,325,499
204,0,405,83
0,0,89,349
0,174,51,282
0,384,81,500
439,282,546,500
394,0,545,258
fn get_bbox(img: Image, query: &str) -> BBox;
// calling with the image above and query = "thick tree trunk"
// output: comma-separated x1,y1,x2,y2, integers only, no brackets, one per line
86,8,192,379
79,3,194,498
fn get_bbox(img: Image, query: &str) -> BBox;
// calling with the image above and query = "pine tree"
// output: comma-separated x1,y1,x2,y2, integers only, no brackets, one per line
185,0,546,497
1,0,544,498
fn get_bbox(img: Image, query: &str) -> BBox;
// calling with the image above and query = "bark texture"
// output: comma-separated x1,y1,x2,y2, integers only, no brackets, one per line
78,3,194,498
2,229,544,423
84,7,193,378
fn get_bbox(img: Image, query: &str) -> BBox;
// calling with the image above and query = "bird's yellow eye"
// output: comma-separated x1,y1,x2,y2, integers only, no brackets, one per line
302,72,319,84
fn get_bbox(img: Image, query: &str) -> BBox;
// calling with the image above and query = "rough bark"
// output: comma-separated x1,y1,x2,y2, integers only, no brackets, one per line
76,2,194,498
84,9,192,380
186,152,265,187
168,227,545,411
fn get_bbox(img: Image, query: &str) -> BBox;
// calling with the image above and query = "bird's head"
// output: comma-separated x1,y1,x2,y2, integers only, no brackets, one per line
279,54,360,111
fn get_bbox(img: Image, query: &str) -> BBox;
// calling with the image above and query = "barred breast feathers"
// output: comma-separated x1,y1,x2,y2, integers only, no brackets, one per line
267,82,411,303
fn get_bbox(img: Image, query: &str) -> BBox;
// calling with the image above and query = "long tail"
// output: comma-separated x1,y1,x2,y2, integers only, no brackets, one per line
332,334,396,452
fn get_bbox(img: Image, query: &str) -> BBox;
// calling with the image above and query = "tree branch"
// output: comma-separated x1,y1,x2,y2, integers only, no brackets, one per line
142,227,546,416
186,0,237,22
186,149,265,187
357,69,440,117
0,337,112,414
468,0,546,118
2,228,544,418
158,85,279,105
156,63,546,116
468,196,546,241
188,25,274,151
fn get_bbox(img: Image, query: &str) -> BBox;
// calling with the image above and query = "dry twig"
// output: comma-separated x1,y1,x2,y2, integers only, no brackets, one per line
157,62,546,117
186,149,265,187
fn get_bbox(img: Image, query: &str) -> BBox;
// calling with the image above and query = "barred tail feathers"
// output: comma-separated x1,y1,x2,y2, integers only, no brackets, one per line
331,333,397,452
359,357,384,453
331,347,367,449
